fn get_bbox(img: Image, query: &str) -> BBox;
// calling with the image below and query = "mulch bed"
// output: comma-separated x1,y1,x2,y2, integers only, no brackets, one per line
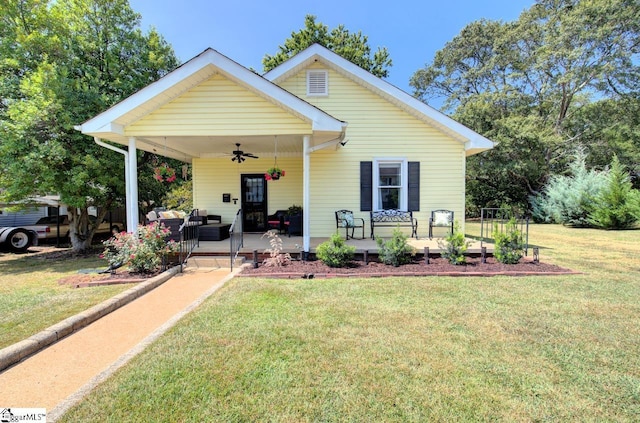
13,245,164,288
57,270,163,288
238,256,578,278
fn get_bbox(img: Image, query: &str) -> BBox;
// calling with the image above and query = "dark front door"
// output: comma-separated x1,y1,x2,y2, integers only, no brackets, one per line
241,174,267,232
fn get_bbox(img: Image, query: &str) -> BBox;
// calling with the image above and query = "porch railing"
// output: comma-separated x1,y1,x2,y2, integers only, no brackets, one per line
480,208,529,255
163,209,200,273
229,209,243,271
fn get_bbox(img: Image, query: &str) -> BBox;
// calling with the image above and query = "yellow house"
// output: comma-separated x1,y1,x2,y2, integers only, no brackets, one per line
78,44,494,253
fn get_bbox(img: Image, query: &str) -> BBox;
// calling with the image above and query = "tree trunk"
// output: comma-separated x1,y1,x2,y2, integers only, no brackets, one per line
67,207,95,253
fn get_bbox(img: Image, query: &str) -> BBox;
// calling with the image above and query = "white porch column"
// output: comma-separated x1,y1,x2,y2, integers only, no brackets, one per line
128,137,140,233
303,135,311,253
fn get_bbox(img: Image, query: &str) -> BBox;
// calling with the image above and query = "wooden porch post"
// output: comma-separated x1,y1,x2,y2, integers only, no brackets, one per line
128,137,140,233
303,135,311,253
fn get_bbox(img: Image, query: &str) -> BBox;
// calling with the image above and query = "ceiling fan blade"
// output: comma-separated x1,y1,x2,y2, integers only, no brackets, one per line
244,153,259,158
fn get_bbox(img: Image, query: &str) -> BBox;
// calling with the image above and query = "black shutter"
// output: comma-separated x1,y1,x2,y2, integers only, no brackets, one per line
408,161,420,211
360,161,372,211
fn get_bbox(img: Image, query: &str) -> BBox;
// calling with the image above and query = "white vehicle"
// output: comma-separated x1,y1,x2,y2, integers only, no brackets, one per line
0,226,43,253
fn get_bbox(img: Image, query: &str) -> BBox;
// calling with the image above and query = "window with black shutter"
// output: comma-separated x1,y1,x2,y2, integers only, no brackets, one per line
360,160,420,211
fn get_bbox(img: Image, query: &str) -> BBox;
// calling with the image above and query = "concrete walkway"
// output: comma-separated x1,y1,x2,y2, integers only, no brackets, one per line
0,263,237,422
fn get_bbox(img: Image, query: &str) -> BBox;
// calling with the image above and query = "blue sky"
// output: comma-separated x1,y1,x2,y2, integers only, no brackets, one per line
129,0,533,104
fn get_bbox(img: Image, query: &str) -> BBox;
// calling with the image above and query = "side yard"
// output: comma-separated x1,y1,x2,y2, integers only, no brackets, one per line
0,247,135,349
59,224,640,422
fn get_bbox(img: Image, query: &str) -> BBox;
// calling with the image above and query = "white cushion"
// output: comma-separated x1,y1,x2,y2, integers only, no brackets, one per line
434,212,451,226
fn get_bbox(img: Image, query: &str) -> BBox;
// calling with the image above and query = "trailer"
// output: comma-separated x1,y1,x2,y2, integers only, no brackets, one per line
0,226,42,253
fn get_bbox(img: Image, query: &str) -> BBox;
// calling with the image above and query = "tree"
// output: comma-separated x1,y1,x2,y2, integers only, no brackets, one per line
0,0,178,252
589,156,640,229
410,0,640,212
568,97,640,186
262,15,392,78
530,149,607,226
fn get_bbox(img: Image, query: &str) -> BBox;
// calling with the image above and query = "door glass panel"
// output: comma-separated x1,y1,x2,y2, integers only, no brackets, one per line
242,175,267,232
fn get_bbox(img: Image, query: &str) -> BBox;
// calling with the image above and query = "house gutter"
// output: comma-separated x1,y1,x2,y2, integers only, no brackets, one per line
92,137,138,234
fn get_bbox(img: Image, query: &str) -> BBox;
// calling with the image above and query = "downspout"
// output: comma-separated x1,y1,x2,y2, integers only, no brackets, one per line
93,137,137,234
302,129,346,256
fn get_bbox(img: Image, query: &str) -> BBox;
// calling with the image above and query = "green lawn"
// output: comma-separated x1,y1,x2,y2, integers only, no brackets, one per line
58,224,639,421
0,248,135,349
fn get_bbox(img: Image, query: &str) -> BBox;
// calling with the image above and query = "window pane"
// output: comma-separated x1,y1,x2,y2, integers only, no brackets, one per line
379,188,400,209
379,163,401,186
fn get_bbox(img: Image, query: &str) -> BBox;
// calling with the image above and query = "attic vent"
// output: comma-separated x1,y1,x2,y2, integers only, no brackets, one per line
307,70,328,96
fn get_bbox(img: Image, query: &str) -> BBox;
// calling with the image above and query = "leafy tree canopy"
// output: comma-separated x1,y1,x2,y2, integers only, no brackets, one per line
0,0,179,251
262,15,392,78
410,0,640,212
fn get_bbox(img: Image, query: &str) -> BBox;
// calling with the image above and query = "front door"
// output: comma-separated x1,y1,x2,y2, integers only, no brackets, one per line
241,174,267,232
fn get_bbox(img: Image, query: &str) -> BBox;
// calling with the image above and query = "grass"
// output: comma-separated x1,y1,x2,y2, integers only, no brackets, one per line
59,223,640,422
0,247,135,349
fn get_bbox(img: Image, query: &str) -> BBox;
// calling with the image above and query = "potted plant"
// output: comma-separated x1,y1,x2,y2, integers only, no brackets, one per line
286,205,303,236
265,167,285,180
154,163,177,183
287,204,302,216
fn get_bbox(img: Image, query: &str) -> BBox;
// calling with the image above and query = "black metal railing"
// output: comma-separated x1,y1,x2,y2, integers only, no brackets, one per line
480,208,530,255
161,209,200,273
229,209,243,271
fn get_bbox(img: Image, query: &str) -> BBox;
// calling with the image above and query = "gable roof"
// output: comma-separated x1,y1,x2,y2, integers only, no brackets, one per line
264,44,494,156
78,48,346,161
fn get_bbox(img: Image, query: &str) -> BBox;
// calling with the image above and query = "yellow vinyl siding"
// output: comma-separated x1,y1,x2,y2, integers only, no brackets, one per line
278,65,466,238
193,157,303,223
126,74,311,137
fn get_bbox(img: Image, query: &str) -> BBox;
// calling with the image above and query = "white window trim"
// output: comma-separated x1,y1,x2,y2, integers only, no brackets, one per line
373,158,408,211
306,70,328,96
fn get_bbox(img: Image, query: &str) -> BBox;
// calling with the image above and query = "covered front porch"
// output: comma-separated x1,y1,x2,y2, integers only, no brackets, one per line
77,48,348,255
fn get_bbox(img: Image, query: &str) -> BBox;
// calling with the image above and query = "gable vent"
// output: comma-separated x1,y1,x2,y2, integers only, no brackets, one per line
307,70,328,96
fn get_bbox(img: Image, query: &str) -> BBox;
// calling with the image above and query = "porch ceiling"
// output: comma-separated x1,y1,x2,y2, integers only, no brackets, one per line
134,133,326,162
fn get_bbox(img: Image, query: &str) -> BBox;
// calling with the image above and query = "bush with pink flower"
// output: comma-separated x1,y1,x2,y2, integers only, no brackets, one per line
102,222,180,273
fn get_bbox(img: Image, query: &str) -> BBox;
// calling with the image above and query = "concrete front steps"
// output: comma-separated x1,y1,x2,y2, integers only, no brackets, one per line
185,256,245,270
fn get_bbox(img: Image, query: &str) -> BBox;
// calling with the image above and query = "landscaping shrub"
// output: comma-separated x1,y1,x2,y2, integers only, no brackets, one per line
530,149,606,226
316,233,356,268
376,228,414,267
262,231,291,267
102,222,179,273
493,218,525,264
588,156,640,229
437,222,470,265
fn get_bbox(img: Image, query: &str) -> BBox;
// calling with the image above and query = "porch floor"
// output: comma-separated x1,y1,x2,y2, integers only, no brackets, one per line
192,233,493,256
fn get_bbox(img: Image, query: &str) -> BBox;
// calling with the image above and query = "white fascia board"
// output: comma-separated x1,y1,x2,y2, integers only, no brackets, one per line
80,48,344,135
265,44,494,153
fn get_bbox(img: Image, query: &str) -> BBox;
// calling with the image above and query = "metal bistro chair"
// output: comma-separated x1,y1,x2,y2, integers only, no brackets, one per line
428,209,454,239
335,210,365,240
